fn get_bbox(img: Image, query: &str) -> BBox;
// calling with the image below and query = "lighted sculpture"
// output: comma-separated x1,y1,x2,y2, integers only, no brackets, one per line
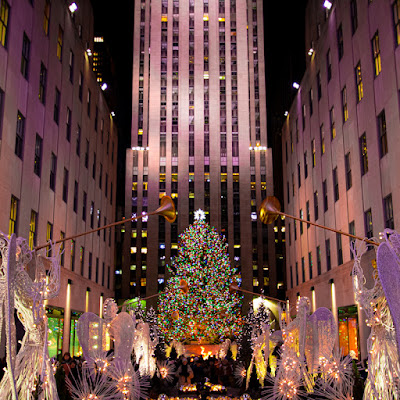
352,233,400,399
133,321,158,377
0,234,60,400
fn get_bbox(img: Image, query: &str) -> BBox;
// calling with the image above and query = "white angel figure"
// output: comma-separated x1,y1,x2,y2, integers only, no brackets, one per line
133,322,158,377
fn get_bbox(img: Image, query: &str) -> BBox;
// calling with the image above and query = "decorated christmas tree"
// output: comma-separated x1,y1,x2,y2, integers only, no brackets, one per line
158,210,242,344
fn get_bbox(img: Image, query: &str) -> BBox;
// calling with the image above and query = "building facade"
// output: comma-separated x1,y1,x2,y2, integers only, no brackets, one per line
122,0,279,305
282,0,400,360
0,0,117,356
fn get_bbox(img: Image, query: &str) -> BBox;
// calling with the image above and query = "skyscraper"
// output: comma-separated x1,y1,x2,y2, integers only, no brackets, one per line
122,0,277,305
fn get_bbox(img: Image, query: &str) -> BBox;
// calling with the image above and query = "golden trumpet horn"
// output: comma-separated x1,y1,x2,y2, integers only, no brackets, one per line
179,279,189,294
149,195,176,223
258,196,281,225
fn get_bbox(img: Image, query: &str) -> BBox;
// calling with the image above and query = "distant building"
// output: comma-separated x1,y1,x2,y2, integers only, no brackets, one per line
0,0,117,356
282,0,400,360
121,0,279,305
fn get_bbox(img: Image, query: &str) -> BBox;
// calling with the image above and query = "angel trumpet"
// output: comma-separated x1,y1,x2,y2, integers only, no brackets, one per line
147,195,176,223
34,195,176,251
258,195,378,246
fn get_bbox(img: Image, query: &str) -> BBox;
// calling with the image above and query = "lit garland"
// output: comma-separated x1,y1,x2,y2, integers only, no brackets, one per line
158,216,242,343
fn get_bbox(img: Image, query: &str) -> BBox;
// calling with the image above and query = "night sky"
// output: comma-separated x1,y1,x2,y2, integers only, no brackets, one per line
92,0,307,206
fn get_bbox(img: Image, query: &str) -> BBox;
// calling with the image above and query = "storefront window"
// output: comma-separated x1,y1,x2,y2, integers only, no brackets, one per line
338,305,359,358
47,307,64,359
70,311,83,357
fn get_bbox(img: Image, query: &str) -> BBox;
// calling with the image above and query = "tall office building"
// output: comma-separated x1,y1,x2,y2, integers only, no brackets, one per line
0,0,117,355
122,0,278,304
282,0,400,360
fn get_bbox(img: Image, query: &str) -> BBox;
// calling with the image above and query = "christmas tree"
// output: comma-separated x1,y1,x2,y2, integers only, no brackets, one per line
158,210,242,344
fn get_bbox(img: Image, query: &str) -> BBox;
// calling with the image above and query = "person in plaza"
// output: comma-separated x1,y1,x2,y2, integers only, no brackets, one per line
177,357,194,386
192,357,205,384
61,352,72,376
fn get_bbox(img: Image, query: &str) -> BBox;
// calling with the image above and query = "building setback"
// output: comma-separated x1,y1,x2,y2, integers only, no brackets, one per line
122,0,279,305
0,0,117,355
282,0,400,361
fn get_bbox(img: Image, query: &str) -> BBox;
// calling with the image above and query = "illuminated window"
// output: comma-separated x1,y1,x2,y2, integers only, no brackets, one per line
8,195,18,236
46,222,53,257
394,0,400,45
365,209,373,239
355,62,363,102
341,86,348,122
330,107,336,140
29,210,37,249
359,133,368,175
320,124,325,154
312,139,316,167
253,278,259,287
372,32,381,76
43,0,50,36
57,26,63,61
141,278,146,286
338,306,359,358
0,0,9,47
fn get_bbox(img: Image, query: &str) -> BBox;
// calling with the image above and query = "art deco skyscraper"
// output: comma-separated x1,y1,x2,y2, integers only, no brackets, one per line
122,0,278,304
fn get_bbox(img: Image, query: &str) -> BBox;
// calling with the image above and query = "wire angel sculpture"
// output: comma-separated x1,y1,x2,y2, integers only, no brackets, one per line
133,321,158,377
0,233,61,400
352,231,400,399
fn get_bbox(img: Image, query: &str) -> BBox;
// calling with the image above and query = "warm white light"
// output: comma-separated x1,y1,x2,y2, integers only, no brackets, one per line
323,0,332,10
308,48,314,56
194,209,206,221
86,48,92,56
111,111,115,117
284,111,289,116
69,2,78,13
292,82,300,89
101,83,108,91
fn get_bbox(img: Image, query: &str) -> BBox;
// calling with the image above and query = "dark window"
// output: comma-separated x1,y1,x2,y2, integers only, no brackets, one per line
378,110,388,157
300,209,304,234
105,174,108,198
314,191,319,220
302,104,306,130
95,258,99,283
326,239,331,271
294,220,297,241
99,163,102,189
295,262,299,286
90,201,94,228
349,221,355,259
107,266,111,289
71,239,75,271
88,252,92,280
323,180,328,211
384,194,394,229
54,88,60,124
62,168,68,202
69,50,74,82
309,89,313,116
39,63,47,104
336,232,343,265
82,192,87,221
102,262,105,286
298,163,301,187
345,153,352,190
84,139,89,168
21,33,31,79
290,266,293,288
50,152,57,190
317,246,322,275
60,232,65,266
309,252,313,280
350,0,358,34
66,108,71,141
92,152,96,179
73,181,78,212
312,139,316,167
76,125,81,156
34,134,42,176
0,88,4,134
15,112,25,159
365,209,373,238
94,106,98,131
78,72,83,101
87,89,91,117
360,133,368,175
306,201,310,227
333,168,339,201
304,152,308,179
317,71,322,100
301,257,305,283
337,24,344,60
326,49,332,81
80,246,84,275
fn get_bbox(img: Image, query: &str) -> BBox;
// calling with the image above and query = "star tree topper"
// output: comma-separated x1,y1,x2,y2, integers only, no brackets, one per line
194,209,206,222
